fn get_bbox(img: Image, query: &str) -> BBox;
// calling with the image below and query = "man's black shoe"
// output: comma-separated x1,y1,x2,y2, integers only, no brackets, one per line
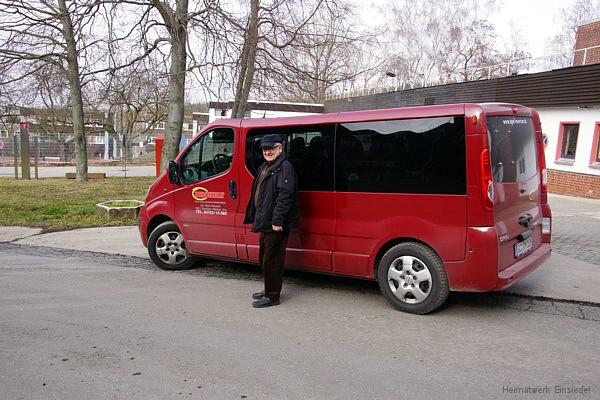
252,291,265,300
252,296,280,308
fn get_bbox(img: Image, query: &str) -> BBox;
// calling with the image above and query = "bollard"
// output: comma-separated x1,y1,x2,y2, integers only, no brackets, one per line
155,136,164,177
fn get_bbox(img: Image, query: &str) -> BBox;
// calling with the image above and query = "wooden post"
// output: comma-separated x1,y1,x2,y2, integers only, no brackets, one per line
13,134,18,179
123,133,127,178
19,123,30,180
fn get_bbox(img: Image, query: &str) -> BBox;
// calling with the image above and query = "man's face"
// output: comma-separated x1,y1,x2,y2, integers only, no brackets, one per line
262,143,282,162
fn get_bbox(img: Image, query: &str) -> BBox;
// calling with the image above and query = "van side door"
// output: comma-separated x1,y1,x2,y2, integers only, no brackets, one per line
240,125,336,271
173,127,239,259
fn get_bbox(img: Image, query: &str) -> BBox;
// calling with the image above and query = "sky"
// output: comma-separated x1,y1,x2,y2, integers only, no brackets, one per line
358,0,577,58
489,0,576,57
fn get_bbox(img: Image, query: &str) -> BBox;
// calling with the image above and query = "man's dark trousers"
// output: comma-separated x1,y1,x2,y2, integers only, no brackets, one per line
259,231,290,300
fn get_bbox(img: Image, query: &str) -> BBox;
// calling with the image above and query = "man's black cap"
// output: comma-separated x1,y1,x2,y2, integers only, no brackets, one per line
260,134,283,149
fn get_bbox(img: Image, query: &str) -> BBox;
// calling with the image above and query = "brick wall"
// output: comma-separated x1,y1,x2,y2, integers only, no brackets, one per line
548,169,600,199
573,20,600,66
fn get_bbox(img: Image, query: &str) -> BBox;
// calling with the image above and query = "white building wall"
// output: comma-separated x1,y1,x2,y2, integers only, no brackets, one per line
248,110,319,119
208,108,232,122
207,107,320,123
537,107,600,175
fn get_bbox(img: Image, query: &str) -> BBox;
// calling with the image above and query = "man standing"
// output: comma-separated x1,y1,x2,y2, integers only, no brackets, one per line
244,134,299,308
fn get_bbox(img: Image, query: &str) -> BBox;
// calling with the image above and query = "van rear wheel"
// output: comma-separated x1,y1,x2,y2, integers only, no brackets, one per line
148,221,195,271
377,242,449,314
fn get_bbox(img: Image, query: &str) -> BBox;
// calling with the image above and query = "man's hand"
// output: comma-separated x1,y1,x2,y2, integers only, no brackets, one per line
272,225,283,231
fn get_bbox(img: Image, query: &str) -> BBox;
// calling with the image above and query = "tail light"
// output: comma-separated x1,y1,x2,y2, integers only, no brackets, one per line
480,148,494,211
541,217,551,243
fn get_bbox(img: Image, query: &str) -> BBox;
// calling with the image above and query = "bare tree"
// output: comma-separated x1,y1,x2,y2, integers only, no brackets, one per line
215,0,368,115
439,20,498,81
260,1,371,102
29,64,76,162
147,0,191,169
378,0,525,86
231,0,259,118
0,0,105,181
91,59,169,159
109,0,223,170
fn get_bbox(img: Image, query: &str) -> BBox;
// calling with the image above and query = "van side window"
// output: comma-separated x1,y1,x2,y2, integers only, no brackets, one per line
335,117,466,194
246,125,335,191
180,128,234,184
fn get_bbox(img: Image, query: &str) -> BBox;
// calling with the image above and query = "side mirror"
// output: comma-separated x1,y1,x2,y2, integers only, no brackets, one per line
167,160,179,184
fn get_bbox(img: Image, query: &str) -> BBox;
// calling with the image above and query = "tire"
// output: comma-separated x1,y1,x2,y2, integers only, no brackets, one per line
377,242,449,315
147,221,196,271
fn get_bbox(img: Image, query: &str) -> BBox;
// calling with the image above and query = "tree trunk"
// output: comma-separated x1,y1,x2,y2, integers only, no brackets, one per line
158,0,189,172
232,0,259,119
58,0,87,181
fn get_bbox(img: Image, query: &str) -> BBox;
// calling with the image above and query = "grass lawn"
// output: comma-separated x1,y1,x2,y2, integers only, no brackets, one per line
0,176,156,231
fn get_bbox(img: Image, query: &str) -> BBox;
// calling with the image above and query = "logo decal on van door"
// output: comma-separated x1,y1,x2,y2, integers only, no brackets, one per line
192,187,225,202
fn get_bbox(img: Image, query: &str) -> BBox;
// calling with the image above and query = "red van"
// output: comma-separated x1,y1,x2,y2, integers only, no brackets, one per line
139,103,551,314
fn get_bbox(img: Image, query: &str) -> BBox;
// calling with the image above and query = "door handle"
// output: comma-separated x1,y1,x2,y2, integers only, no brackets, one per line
229,179,237,199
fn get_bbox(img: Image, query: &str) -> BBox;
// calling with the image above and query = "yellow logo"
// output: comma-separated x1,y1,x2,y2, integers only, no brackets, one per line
192,187,208,201
192,187,225,202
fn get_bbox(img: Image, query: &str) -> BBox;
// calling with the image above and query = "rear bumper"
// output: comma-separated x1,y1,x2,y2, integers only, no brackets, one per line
495,243,551,291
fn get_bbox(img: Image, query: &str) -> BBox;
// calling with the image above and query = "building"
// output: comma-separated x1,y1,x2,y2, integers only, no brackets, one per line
573,18,600,66
192,112,210,136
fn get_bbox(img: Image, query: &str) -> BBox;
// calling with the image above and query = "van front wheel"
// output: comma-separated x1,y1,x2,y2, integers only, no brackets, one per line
377,242,449,314
148,221,195,271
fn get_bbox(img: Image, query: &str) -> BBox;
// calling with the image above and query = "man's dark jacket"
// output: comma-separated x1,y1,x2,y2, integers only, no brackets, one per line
244,154,299,233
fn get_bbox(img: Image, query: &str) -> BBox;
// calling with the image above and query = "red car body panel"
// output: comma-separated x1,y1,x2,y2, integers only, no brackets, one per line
139,103,552,293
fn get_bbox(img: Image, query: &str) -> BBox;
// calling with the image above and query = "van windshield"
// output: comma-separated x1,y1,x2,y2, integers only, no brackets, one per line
487,116,537,183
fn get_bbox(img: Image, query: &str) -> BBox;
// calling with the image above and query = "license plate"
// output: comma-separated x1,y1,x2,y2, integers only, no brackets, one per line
514,236,533,257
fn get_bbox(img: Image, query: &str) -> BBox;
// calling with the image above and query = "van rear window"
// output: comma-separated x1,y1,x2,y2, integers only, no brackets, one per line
487,117,537,183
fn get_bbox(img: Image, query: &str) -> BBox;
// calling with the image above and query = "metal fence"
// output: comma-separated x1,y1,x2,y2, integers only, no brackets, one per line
0,134,112,165
0,132,156,171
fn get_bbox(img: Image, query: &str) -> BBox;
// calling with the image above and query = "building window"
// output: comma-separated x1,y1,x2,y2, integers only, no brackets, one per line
559,123,579,159
591,123,600,165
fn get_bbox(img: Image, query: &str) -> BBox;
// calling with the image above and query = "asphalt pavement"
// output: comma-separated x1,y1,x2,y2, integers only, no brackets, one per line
2,246,597,400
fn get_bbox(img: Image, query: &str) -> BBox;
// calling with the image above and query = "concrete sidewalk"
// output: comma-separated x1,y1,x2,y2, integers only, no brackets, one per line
2,223,599,305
